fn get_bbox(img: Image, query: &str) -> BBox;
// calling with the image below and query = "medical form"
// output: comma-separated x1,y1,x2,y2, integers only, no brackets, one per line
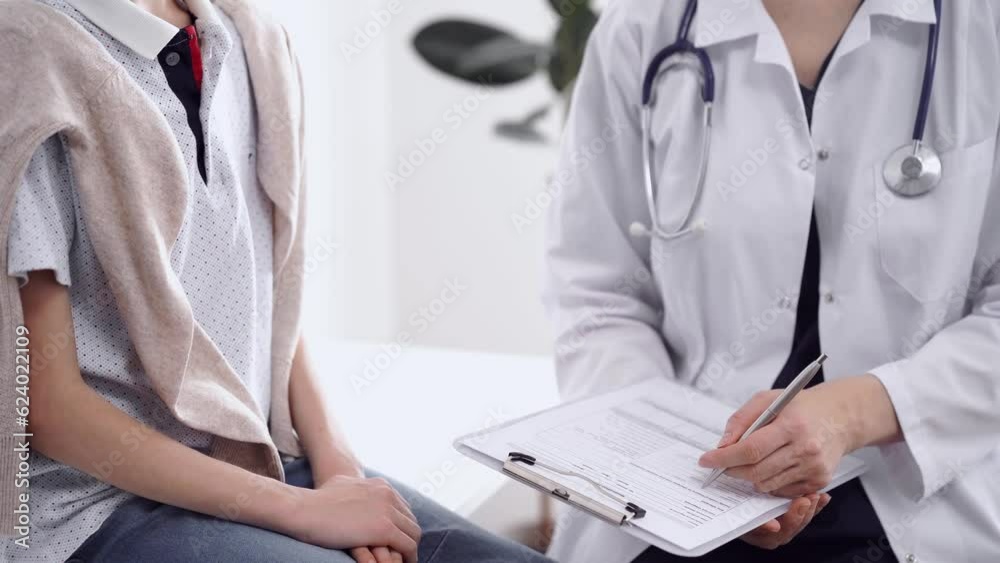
455,378,867,557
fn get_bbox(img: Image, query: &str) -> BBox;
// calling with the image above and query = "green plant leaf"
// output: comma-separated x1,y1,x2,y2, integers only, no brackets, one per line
547,6,598,92
496,104,551,144
547,0,592,18
413,20,548,86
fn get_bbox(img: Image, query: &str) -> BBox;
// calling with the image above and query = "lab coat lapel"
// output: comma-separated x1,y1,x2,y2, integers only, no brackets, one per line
692,0,770,47
692,0,794,74
830,0,938,65
698,0,938,80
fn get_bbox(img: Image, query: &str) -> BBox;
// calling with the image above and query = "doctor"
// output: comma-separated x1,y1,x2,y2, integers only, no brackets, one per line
543,0,1000,562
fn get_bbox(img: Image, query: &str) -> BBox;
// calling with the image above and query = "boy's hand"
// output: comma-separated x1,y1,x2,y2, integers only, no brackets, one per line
351,547,405,563
314,466,411,563
283,476,422,563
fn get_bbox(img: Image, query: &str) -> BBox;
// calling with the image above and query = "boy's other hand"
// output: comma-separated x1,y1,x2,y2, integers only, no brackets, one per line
351,546,405,563
282,476,422,562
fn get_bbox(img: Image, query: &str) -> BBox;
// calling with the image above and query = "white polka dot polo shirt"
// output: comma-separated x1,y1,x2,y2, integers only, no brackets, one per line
3,1,274,560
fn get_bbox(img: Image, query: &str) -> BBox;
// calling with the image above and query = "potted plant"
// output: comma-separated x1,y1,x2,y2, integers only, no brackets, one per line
412,0,600,143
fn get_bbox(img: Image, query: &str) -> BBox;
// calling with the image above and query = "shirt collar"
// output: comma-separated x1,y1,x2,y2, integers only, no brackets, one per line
65,0,221,60
692,0,937,48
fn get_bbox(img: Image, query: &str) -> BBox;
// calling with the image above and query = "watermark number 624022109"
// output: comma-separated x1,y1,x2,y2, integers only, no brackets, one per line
12,325,32,548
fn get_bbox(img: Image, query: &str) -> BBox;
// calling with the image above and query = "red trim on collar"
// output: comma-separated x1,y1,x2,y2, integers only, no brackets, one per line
183,25,203,91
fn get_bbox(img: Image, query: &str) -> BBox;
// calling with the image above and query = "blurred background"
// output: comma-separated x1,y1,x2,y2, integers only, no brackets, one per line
254,0,609,550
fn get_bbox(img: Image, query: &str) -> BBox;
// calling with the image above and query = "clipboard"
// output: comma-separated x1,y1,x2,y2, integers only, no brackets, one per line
454,377,869,558
502,451,647,525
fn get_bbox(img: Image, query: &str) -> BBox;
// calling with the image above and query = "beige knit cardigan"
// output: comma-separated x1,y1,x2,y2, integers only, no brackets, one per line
0,0,307,536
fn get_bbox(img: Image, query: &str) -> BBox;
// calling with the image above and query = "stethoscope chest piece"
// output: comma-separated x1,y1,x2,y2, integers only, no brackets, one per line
883,141,942,197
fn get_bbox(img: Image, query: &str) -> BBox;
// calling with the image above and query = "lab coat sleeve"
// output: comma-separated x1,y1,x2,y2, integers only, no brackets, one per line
542,3,675,402
869,135,1000,502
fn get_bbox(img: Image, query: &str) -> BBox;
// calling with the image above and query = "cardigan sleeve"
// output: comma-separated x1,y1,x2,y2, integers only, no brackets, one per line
7,134,76,287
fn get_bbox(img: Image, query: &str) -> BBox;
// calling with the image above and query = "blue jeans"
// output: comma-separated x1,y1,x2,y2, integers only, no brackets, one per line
67,458,552,563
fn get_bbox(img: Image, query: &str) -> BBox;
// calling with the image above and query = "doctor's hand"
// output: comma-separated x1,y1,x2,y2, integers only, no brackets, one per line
697,375,900,497
740,493,830,549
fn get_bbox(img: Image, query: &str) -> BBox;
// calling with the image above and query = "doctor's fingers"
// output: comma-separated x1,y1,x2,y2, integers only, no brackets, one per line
699,424,789,470
770,476,837,498
760,453,837,496
724,444,799,485
775,494,828,542
745,494,828,549
742,496,815,549
719,391,782,447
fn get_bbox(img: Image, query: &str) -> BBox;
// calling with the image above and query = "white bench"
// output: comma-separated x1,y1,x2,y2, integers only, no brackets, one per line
310,339,560,516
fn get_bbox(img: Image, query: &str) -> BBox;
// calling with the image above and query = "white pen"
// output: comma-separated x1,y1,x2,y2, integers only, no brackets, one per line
701,353,829,489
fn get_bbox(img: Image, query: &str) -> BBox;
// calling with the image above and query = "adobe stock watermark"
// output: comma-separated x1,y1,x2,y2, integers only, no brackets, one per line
873,0,932,36
510,117,625,233
843,125,956,242
686,287,798,398
341,1,404,63
716,137,781,202
11,326,32,548
350,278,469,393
385,76,497,192
409,405,511,510
693,0,752,45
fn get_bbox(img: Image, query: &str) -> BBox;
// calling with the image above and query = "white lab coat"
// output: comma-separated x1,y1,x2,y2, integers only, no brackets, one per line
542,0,1000,562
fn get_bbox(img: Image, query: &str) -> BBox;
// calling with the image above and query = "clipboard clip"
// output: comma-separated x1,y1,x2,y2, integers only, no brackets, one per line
503,452,647,526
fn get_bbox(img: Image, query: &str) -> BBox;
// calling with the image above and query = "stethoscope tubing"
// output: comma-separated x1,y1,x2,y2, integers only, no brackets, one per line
912,0,942,143
636,0,944,240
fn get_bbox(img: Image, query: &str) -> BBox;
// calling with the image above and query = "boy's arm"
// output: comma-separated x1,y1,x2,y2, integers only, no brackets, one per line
24,271,299,528
288,336,364,484
288,339,417,563
22,271,420,561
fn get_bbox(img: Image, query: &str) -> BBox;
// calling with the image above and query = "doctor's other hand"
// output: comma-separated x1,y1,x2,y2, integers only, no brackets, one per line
698,375,901,497
741,493,830,549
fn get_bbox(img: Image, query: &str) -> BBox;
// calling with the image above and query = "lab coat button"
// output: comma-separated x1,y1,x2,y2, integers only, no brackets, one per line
823,292,835,304
817,149,831,161
798,158,812,170
905,555,916,563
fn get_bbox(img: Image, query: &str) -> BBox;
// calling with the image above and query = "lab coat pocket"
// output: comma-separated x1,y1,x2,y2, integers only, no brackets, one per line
873,136,995,303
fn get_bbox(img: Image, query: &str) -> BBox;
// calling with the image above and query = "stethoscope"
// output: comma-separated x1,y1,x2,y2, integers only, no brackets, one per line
630,0,943,241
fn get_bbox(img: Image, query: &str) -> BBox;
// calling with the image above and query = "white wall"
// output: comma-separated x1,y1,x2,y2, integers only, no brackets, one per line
387,1,565,355
257,0,397,342
263,0,604,356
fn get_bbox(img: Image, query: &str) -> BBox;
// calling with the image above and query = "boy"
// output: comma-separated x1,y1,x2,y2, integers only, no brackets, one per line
0,1,551,562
